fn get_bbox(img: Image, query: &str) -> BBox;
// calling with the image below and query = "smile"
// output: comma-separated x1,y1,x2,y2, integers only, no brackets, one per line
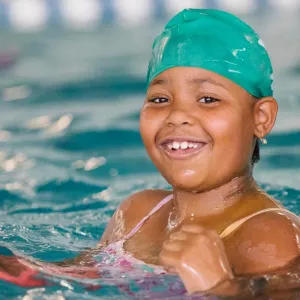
158,136,208,160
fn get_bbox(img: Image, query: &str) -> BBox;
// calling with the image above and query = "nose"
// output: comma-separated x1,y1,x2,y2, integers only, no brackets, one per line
165,106,196,127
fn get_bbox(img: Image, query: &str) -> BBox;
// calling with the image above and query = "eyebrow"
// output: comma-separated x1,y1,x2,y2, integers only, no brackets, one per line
186,77,227,89
148,78,171,87
148,77,228,90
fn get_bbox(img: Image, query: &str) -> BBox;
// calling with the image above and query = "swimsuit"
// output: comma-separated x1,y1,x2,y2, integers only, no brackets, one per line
100,194,174,275
101,194,298,275
4,193,298,297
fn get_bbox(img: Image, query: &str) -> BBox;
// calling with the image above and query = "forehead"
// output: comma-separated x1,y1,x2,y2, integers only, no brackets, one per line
148,66,250,96
149,67,231,87
149,76,226,90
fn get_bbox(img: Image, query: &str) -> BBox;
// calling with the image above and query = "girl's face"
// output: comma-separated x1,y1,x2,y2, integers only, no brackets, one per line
140,67,257,191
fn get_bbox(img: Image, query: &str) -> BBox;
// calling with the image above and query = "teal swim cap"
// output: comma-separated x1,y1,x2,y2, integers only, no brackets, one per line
146,9,273,98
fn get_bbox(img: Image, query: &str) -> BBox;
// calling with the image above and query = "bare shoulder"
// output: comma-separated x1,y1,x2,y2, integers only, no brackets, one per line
224,210,300,275
98,189,172,246
120,189,171,214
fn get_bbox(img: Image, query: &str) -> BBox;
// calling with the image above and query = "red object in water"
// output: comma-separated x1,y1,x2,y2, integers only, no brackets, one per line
0,256,47,287
0,254,101,289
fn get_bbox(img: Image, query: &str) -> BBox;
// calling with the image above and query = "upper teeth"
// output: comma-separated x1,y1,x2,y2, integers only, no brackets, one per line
167,141,198,150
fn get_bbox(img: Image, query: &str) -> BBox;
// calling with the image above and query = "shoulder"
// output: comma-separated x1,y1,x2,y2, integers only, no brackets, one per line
119,189,172,214
223,209,300,275
98,189,172,246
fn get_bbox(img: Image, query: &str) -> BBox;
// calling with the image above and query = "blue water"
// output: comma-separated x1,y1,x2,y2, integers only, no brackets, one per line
1,12,300,299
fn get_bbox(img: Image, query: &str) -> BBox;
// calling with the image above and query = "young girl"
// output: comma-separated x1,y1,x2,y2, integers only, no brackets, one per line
1,8,300,298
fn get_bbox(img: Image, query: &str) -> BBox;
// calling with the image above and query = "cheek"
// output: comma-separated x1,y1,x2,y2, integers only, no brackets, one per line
207,108,252,140
205,111,237,141
140,109,163,147
206,110,254,158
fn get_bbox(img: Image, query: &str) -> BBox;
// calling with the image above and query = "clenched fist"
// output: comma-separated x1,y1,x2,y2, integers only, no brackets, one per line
160,224,234,293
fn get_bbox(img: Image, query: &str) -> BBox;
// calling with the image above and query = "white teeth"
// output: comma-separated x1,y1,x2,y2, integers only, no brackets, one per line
166,141,199,150
180,142,188,150
172,142,180,150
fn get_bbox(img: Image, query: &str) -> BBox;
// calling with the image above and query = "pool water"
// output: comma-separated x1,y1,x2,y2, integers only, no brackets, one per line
0,12,300,299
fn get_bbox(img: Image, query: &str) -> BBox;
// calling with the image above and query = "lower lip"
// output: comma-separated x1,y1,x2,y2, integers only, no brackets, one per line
159,144,207,160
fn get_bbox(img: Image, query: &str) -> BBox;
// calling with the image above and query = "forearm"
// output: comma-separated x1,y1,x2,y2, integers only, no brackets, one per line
53,250,95,267
203,276,267,298
194,258,300,298
53,243,107,267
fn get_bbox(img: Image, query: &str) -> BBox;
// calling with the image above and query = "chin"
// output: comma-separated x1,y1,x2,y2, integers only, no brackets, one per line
163,169,206,191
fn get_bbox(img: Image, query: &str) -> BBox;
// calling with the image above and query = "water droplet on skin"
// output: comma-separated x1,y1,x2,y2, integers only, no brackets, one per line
190,213,195,221
183,169,195,176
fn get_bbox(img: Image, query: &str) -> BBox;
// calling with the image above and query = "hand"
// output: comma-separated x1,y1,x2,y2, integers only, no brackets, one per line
160,224,234,294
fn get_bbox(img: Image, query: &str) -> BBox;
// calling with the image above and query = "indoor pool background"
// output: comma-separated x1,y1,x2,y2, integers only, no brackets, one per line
1,4,300,300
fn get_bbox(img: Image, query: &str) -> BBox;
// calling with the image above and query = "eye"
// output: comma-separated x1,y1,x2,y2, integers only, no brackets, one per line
148,97,169,104
198,96,220,104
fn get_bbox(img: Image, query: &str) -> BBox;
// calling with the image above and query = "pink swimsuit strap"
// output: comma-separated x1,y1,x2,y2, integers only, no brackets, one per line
125,194,173,240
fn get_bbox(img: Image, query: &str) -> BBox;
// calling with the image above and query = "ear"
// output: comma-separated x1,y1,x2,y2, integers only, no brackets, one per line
253,97,278,139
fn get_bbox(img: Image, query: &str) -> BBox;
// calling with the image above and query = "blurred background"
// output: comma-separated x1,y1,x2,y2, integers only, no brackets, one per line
0,0,300,298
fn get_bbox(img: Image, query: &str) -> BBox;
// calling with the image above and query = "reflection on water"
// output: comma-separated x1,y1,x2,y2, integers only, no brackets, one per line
72,157,106,172
2,85,31,102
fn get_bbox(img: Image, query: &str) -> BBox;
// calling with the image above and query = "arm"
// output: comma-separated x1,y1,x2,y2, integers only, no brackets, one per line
0,197,131,285
57,189,170,266
206,256,300,298
223,210,300,275
0,189,170,286
0,196,131,285
160,211,300,297
211,211,300,297
53,189,161,267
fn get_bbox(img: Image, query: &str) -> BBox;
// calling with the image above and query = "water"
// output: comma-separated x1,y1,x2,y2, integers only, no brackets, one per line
0,12,300,299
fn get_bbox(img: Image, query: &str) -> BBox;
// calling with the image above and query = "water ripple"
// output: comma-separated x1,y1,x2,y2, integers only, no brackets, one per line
36,179,107,201
55,129,142,152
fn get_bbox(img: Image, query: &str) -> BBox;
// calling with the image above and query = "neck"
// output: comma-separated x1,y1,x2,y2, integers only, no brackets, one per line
172,174,258,221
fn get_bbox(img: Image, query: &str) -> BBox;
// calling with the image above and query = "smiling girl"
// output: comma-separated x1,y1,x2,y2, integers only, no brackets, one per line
1,8,300,298
99,9,300,296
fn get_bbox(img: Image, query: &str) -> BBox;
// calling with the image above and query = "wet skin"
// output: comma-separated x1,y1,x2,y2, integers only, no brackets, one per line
1,67,300,297
100,67,300,293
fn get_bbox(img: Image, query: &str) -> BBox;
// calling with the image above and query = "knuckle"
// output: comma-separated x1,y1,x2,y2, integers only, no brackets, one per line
181,224,203,233
170,231,187,240
208,229,219,237
163,240,181,251
196,233,211,244
169,232,179,239
162,241,170,250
